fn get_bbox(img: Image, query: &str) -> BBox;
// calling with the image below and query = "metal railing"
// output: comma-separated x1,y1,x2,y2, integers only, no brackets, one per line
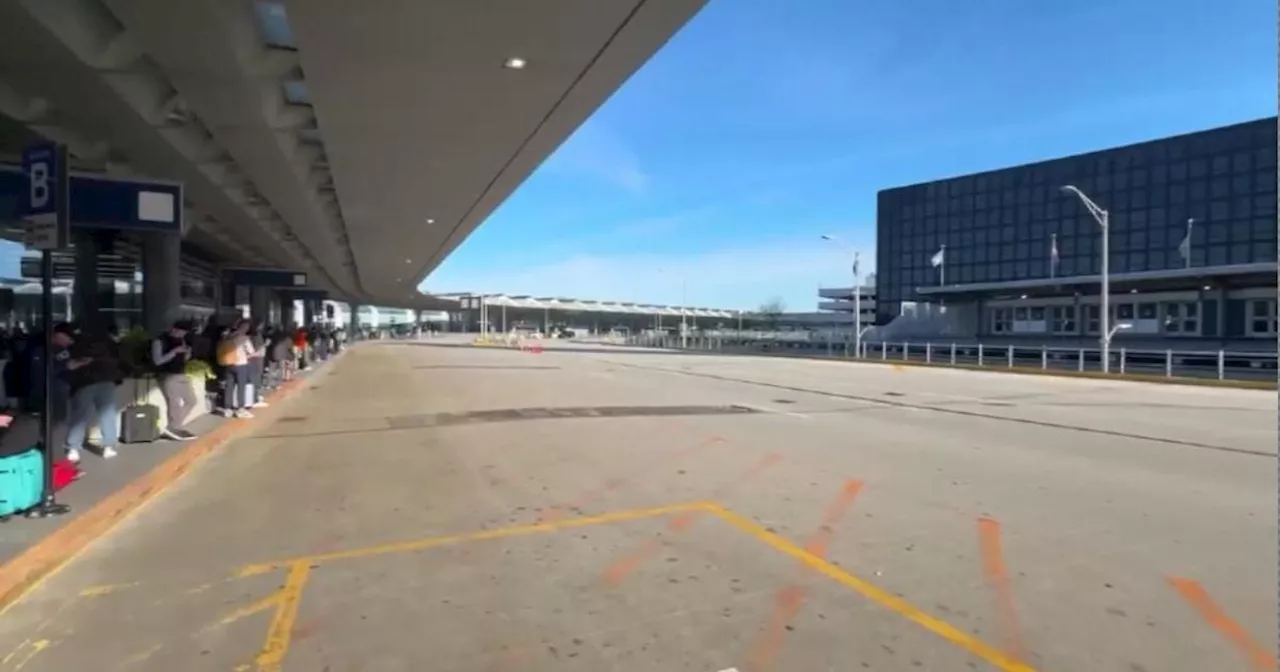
623,335,1277,383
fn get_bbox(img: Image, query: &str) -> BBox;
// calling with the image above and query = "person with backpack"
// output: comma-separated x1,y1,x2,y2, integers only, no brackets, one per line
151,320,198,441
216,319,256,419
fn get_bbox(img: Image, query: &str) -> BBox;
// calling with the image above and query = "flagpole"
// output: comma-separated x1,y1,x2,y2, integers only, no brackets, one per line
1050,233,1057,279
938,244,946,286
1184,218,1194,269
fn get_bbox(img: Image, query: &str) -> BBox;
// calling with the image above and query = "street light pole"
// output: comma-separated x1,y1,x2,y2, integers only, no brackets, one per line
1060,185,1112,373
821,234,862,359
680,278,688,349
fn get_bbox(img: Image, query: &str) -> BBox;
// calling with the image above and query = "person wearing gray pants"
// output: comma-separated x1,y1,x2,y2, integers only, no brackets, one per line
151,321,198,441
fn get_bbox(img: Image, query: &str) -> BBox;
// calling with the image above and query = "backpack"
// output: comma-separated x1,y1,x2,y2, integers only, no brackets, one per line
216,338,240,367
132,338,158,375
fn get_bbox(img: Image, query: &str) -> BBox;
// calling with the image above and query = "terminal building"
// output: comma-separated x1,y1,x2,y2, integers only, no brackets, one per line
873,117,1277,347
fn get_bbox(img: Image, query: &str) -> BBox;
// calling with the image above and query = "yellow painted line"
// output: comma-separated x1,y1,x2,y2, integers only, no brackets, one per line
701,502,1038,672
255,562,312,672
215,592,281,628
237,501,706,577
8,639,50,671
113,643,163,669
78,582,141,598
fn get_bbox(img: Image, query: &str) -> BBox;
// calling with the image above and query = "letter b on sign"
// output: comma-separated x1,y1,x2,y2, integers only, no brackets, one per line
28,161,49,211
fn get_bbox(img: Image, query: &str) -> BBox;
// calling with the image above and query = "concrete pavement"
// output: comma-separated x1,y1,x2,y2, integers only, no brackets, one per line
0,337,1273,671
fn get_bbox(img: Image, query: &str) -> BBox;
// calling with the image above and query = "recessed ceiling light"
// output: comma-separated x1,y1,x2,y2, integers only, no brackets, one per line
425,217,435,224
405,258,412,264
503,57,527,70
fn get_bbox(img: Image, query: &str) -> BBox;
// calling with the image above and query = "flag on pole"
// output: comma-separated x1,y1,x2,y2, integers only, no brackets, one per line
931,245,946,286
1178,218,1194,268
1049,233,1060,278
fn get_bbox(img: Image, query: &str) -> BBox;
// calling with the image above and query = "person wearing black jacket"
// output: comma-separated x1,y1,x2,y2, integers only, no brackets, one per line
151,320,198,441
63,328,124,462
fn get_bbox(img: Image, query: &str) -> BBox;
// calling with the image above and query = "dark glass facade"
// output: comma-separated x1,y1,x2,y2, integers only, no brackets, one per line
874,118,1278,324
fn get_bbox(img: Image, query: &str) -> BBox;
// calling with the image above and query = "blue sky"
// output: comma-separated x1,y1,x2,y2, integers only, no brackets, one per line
424,0,1275,311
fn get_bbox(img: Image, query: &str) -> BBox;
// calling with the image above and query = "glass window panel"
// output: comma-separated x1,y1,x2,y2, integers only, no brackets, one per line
1206,221,1229,243
1138,303,1158,320
1232,152,1252,173
1211,177,1230,199
1229,219,1251,242
1207,244,1228,265
1230,243,1250,264
1253,242,1278,262
1258,169,1277,192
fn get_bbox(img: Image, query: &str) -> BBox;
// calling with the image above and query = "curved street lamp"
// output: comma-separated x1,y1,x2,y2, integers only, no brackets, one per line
1060,185,1113,373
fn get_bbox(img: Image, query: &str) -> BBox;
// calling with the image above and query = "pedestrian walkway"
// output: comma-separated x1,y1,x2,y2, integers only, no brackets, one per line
0,352,344,611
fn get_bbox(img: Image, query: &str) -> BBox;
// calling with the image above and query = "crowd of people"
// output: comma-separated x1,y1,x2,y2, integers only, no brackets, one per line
0,319,348,468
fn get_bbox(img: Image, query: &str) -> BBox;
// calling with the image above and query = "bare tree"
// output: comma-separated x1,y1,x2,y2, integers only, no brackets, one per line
758,297,786,331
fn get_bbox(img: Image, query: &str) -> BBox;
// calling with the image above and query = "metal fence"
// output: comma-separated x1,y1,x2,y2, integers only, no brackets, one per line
624,335,1277,383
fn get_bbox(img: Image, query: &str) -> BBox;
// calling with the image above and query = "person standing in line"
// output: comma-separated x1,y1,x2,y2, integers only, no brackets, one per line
64,327,124,461
217,319,255,419
293,325,309,372
151,320,198,441
246,321,269,409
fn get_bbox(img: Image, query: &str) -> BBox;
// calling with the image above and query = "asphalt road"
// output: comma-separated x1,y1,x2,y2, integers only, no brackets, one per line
0,337,1273,671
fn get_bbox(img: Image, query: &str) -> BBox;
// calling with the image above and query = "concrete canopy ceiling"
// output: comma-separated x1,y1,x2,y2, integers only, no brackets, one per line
0,0,706,309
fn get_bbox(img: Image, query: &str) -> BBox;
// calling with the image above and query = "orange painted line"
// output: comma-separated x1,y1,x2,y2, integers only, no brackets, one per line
1168,577,1278,671
601,453,781,587
0,365,326,613
747,478,863,671
537,436,725,523
977,517,1029,664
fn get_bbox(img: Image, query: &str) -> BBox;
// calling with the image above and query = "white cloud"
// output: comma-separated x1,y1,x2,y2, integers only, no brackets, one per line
542,120,648,194
425,235,875,311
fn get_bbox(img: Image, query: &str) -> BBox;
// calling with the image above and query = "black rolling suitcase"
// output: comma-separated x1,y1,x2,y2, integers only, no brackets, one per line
121,378,161,444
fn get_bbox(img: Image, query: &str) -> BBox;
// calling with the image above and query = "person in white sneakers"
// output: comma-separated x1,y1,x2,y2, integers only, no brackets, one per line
64,327,125,461
151,320,199,441
216,320,256,419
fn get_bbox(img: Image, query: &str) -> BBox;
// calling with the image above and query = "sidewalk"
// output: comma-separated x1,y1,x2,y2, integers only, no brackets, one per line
0,350,347,608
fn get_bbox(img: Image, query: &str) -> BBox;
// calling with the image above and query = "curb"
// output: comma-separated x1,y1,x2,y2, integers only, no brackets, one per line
0,351,347,612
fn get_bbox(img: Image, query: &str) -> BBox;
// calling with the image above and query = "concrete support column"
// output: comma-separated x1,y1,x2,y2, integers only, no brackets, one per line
218,279,236,309
303,299,316,325
141,230,182,334
280,292,295,328
73,230,101,330
249,287,269,323
349,303,360,332
1214,286,1227,341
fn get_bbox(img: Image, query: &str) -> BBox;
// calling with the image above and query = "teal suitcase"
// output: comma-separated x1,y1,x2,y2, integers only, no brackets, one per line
0,448,43,519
